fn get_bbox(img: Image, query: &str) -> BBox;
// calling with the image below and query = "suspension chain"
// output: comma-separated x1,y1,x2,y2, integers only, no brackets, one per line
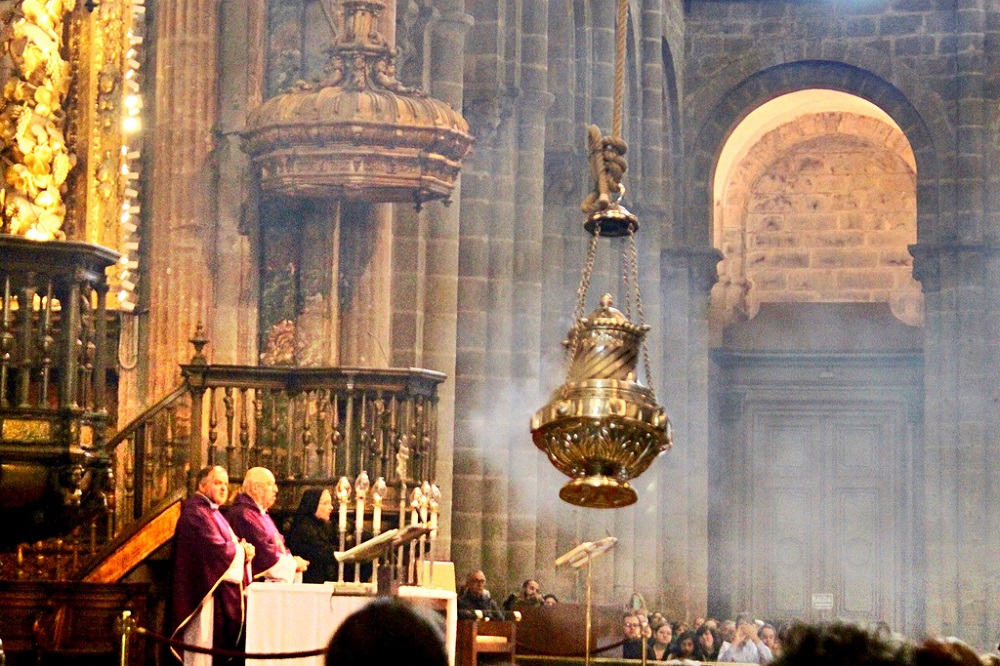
569,220,602,359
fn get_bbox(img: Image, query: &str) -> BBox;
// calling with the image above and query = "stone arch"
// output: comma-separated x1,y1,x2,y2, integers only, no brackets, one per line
685,57,952,250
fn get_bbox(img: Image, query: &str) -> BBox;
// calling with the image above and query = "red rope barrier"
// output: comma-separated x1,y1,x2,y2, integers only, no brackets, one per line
133,626,327,660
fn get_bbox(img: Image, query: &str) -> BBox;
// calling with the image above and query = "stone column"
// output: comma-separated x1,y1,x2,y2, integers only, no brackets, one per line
422,5,474,560
338,203,393,367
212,0,265,365
509,0,553,591
659,245,721,619
146,0,222,397
912,243,991,644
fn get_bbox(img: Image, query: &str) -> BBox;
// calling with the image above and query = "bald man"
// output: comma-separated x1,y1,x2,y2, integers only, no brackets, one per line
227,467,308,583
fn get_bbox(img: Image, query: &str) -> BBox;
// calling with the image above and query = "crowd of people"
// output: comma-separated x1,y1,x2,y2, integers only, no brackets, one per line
169,469,999,666
456,568,1000,666
621,608,1000,665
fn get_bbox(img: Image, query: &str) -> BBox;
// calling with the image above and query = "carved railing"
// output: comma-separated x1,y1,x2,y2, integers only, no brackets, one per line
0,236,119,548
0,357,445,581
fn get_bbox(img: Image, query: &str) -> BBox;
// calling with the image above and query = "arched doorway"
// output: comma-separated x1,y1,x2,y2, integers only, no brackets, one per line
706,89,924,632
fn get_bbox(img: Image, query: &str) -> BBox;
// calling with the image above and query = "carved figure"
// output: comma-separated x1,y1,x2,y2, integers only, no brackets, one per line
581,124,629,215
0,0,75,240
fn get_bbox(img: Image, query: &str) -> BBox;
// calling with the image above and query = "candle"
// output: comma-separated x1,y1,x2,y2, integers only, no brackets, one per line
372,476,386,535
336,476,352,532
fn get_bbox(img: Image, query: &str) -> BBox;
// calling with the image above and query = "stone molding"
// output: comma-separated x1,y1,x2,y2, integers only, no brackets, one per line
662,245,724,295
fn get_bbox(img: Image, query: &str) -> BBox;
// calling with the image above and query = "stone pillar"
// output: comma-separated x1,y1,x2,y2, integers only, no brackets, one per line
659,245,721,619
509,0,553,591
422,5,474,560
912,243,991,644
212,0,265,365
338,203,393,367
146,0,222,397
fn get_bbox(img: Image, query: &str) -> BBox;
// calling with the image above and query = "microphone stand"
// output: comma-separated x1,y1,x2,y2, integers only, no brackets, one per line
554,537,617,666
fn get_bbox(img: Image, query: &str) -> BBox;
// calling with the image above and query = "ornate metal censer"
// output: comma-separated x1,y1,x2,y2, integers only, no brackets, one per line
531,293,672,508
531,0,672,509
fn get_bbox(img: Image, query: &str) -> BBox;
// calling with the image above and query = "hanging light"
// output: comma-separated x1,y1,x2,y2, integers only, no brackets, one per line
530,0,672,509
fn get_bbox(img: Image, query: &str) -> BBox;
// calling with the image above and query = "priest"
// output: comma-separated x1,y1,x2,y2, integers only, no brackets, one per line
171,465,256,666
227,466,309,582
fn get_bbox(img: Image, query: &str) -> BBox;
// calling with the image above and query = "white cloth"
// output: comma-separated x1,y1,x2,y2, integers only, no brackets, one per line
179,526,245,666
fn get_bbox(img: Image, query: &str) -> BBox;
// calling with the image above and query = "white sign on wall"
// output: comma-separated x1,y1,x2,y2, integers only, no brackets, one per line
811,593,834,610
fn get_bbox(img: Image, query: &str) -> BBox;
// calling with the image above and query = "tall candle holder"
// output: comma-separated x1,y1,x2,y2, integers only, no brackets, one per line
335,476,352,581
353,472,370,582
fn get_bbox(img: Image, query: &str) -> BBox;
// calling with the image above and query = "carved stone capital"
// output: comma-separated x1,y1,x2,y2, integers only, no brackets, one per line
661,245,724,295
427,10,475,37
909,242,996,294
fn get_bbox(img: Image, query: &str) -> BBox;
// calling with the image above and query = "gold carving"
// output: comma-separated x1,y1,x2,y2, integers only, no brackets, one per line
243,0,473,207
260,319,297,367
0,0,77,241
2,418,53,441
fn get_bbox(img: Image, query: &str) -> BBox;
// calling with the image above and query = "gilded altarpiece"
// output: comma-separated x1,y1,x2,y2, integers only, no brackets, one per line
1,0,143,304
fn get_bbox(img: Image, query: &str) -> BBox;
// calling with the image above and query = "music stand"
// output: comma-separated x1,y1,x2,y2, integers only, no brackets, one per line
336,525,433,595
554,536,617,666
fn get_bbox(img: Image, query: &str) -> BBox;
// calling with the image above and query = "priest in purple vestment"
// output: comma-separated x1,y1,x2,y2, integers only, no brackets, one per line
171,465,256,666
226,467,309,582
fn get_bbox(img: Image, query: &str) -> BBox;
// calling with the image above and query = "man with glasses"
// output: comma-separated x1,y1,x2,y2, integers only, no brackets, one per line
622,611,646,658
227,466,309,582
458,570,501,619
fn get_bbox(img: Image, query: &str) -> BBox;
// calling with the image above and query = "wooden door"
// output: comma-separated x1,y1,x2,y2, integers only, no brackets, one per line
747,401,901,624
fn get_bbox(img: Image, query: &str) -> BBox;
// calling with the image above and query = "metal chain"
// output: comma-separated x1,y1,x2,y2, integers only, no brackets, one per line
569,221,602,358
628,227,655,397
620,236,631,320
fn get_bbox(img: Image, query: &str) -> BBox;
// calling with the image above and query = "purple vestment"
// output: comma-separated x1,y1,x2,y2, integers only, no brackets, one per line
226,492,290,578
171,492,248,661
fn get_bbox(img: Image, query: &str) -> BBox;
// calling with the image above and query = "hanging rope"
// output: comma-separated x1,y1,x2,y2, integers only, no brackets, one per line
613,0,628,140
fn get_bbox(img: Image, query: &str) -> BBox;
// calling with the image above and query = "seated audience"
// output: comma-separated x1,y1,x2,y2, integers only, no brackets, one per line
771,621,912,666
285,488,337,584
325,597,447,666
719,620,772,663
669,631,699,661
542,593,559,606
457,570,501,619
648,620,674,661
759,623,780,658
623,612,645,659
503,578,544,611
696,623,722,661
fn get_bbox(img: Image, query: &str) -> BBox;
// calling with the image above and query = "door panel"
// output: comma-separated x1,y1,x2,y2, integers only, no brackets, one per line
748,404,898,624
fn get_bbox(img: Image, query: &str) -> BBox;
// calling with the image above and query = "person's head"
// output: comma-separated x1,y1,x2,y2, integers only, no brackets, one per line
521,579,541,600
696,625,718,654
735,620,758,645
623,612,642,640
694,617,706,630
675,631,696,657
760,623,778,652
196,466,229,505
720,619,737,643
244,467,279,510
542,594,558,606
772,621,912,666
652,621,673,647
914,637,983,666
703,618,719,631
295,488,333,523
325,598,447,666
464,570,488,598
